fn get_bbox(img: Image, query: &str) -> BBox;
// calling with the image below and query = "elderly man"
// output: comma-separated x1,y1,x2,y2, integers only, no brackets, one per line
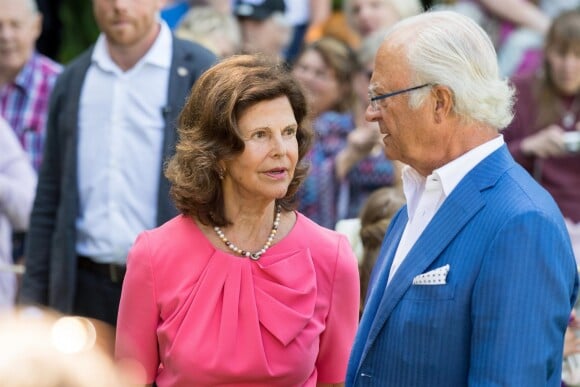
0,0,62,172
346,11,578,386
0,0,62,266
19,0,215,326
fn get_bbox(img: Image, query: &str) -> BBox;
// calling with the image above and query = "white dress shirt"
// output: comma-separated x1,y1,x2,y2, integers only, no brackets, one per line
76,21,172,264
388,135,505,284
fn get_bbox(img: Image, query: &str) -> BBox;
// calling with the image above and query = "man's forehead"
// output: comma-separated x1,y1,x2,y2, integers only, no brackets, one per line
385,25,417,47
0,1,36,18
375,41,408,69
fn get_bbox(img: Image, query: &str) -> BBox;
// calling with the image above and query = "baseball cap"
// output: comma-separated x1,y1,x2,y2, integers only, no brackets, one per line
233,0,286,21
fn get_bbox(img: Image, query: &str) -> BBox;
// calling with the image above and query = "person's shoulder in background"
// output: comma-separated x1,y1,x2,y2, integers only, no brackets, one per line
161,1,191,29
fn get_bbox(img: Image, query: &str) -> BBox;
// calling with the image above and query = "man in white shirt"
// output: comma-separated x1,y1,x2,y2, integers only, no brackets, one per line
19,0,215,326
346,11,578,386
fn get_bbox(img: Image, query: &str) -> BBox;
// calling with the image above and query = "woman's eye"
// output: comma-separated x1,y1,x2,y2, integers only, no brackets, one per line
284,127,297,137
252,130,267,139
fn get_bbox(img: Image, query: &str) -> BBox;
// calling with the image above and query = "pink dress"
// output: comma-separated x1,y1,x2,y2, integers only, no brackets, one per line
115,212,360,386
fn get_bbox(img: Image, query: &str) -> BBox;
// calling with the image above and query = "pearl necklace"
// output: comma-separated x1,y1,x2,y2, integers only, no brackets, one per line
213,205,281,260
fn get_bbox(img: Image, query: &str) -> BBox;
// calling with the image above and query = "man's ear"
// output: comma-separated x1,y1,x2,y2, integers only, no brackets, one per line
32,14,43,41
432,85,454,123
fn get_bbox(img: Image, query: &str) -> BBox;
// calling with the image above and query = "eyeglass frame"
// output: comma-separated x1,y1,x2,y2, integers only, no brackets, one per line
368,83,433,111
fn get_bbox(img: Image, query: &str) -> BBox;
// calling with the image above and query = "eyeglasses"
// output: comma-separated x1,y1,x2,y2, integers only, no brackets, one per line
368,83,432,111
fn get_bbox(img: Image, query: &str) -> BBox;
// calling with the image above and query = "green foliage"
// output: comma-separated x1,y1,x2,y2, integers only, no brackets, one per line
59,0,99,63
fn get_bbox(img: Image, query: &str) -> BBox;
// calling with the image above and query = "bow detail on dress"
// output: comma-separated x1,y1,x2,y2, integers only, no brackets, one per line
252,249,317,345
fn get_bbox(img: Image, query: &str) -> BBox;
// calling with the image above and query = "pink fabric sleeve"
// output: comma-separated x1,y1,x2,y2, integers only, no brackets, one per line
115,232,160,383
316,235,360,383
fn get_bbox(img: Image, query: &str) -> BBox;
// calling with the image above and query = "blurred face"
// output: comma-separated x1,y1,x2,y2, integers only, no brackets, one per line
221,96,299,204
92,0,164,48
208,0,232,14
239,17,291,57
0,1,41,81
348,0,400,37
546,44,580,96
366,42,437,171
292,48,342,116
354,60,374,107
208,31,239,58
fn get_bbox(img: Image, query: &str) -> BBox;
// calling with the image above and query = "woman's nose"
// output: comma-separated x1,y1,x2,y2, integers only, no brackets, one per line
270,134,287,156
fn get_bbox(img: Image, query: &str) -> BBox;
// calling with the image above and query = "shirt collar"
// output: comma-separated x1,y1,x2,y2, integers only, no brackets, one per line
12,52,41,93
401,165,426,220
91,19,172,74
435,134,504,196
402,134,504,214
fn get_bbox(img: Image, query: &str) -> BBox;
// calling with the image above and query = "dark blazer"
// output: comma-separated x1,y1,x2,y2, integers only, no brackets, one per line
347,146,579,386
19,37,216,313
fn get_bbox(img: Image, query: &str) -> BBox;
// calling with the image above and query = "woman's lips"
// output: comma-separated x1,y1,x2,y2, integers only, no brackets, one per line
264,168,288,179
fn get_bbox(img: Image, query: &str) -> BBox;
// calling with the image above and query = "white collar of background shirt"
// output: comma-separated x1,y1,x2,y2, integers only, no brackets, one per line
402,135,505,220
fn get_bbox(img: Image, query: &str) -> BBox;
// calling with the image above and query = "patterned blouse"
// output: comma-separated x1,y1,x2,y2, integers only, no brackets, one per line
298,111,397,229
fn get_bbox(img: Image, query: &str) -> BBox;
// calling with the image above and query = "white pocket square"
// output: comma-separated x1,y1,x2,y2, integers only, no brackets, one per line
412,264,450,285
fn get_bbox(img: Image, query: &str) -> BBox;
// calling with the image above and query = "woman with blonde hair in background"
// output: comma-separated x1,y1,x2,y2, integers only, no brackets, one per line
175,6,241,58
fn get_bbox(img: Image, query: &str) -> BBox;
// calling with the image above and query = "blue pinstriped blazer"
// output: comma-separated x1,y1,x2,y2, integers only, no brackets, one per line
346,145,578,386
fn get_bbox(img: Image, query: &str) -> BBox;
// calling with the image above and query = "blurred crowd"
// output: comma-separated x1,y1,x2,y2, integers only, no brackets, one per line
0,0,579,385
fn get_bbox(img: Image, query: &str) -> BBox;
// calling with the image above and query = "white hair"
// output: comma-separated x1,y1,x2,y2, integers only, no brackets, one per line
24,0,39,14
387,10,515,130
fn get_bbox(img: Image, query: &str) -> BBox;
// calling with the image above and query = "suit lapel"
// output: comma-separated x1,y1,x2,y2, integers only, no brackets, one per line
156,39,197,225
360,212,406,331
349,210,406,379
163,39,194,160
357,145,515,367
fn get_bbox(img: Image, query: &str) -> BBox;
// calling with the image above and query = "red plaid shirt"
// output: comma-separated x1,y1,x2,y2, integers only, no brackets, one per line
0,52,62,171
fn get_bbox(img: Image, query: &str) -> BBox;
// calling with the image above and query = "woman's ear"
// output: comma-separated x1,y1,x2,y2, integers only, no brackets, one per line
217,161,226,180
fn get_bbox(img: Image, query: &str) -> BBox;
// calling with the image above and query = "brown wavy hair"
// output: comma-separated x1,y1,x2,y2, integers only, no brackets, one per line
165,54,313,227
359,187,405,311
299,37,361,113
536,9,580,129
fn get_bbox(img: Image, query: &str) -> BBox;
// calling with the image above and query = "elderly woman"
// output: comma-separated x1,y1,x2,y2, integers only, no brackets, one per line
115,55,360,387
